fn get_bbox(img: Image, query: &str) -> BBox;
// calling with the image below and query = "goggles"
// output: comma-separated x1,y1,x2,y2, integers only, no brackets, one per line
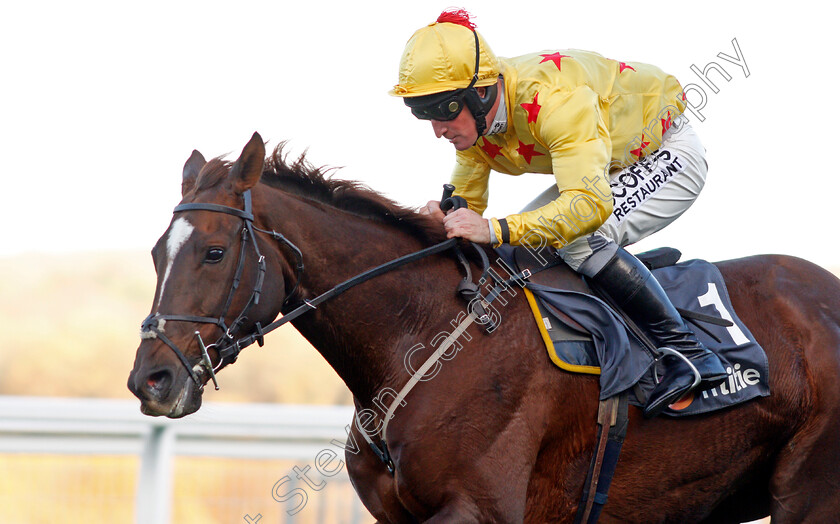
405,90,469,121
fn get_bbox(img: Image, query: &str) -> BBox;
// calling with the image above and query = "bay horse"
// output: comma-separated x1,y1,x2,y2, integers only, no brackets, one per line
128,133,840,523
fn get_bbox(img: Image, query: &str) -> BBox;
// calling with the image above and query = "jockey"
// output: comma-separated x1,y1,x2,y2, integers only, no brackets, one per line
390,9,727,417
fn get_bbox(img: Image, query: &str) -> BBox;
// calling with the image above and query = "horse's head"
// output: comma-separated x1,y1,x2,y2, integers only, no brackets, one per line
128,132,294,417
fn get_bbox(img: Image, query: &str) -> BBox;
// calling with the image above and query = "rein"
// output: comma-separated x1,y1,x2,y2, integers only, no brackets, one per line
216,236,463,364
140,189,472,392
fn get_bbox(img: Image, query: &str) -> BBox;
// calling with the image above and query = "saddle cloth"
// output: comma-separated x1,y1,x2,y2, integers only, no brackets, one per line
495,246,770,417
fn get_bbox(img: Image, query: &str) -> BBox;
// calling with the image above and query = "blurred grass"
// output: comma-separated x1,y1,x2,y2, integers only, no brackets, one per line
0,454,368,524
0,250,351,405
0,455,136,524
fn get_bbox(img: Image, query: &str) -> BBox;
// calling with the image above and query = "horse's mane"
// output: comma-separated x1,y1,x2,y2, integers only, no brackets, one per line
259,143,449,244
193,143,449,244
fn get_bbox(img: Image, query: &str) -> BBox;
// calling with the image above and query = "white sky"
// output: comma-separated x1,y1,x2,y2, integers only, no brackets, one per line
2,1,838,269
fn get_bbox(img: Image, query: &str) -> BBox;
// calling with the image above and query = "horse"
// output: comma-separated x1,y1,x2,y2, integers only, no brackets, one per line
128,132,840,523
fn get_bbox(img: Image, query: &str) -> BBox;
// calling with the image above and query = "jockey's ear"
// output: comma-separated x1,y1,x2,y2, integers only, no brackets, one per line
231,132,266,194
182,150,206,197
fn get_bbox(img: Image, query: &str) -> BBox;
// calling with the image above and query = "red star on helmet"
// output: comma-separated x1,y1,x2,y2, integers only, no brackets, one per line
521,92,542,124
630,135,651,157
517,141,545,164
539,52,571,71
619,62,636,73
480,139,503,159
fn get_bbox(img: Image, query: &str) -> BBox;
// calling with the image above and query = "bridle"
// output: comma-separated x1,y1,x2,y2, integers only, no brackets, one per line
140,190,303,391
139,188,476,392
139,184,537,477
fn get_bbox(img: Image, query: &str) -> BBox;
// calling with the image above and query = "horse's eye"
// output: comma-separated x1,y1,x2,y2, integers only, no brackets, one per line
205,248,225,263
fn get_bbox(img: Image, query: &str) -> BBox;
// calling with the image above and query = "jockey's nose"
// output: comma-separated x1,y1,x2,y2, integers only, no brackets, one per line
431,120,448,138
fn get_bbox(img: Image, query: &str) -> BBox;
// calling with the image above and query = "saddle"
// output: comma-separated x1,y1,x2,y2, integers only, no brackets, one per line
494,245,769,417
512,246,681,374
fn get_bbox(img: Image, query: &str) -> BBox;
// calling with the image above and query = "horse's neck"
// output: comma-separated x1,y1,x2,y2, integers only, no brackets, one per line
264,192,459,403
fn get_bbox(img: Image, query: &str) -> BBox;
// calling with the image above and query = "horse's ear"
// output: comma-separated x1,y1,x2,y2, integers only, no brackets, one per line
230,132,266,194
182,150,206,196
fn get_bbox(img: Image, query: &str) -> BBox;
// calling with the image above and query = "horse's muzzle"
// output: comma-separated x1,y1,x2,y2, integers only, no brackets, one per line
128,361,204,418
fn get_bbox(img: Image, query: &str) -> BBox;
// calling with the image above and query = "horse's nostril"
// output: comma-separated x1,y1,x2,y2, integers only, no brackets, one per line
145,370,172,396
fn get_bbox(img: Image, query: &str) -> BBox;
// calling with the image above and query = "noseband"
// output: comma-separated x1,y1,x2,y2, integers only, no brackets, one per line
140,190,303,391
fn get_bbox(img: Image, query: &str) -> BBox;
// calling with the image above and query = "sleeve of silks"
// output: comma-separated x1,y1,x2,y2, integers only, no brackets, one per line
449,152,491,216
491,87,614,249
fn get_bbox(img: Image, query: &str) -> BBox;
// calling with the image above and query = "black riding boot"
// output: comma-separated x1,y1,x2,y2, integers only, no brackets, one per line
589,247,727,418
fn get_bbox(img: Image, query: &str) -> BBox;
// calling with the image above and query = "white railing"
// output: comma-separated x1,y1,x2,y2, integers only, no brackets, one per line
0,395,362,523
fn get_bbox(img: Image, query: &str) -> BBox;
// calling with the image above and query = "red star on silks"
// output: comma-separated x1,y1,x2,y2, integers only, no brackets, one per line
630,135,651,157
520,92,542,123
619,62,636,73
480,138,503,159
539,52,571,71
661,111,672,133
517,140,545,164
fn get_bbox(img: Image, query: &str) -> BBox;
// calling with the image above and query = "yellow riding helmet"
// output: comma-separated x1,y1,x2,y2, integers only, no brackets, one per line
390,11,500,98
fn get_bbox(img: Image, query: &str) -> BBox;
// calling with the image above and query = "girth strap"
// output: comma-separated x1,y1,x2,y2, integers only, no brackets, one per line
353,309,479,474
575,393,629,524
353,255,543,474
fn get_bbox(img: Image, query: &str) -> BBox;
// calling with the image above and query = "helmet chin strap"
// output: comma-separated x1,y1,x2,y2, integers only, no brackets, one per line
465,82,498,140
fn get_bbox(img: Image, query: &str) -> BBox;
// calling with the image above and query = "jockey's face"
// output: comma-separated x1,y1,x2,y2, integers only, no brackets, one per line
429,84,499,151
431,106,478,151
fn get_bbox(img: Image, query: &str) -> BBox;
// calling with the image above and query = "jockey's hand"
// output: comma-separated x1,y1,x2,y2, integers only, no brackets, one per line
443,208,491,244
419,200,446,223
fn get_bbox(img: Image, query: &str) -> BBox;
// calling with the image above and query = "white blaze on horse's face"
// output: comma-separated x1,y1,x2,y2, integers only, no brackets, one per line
157,217,195,310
